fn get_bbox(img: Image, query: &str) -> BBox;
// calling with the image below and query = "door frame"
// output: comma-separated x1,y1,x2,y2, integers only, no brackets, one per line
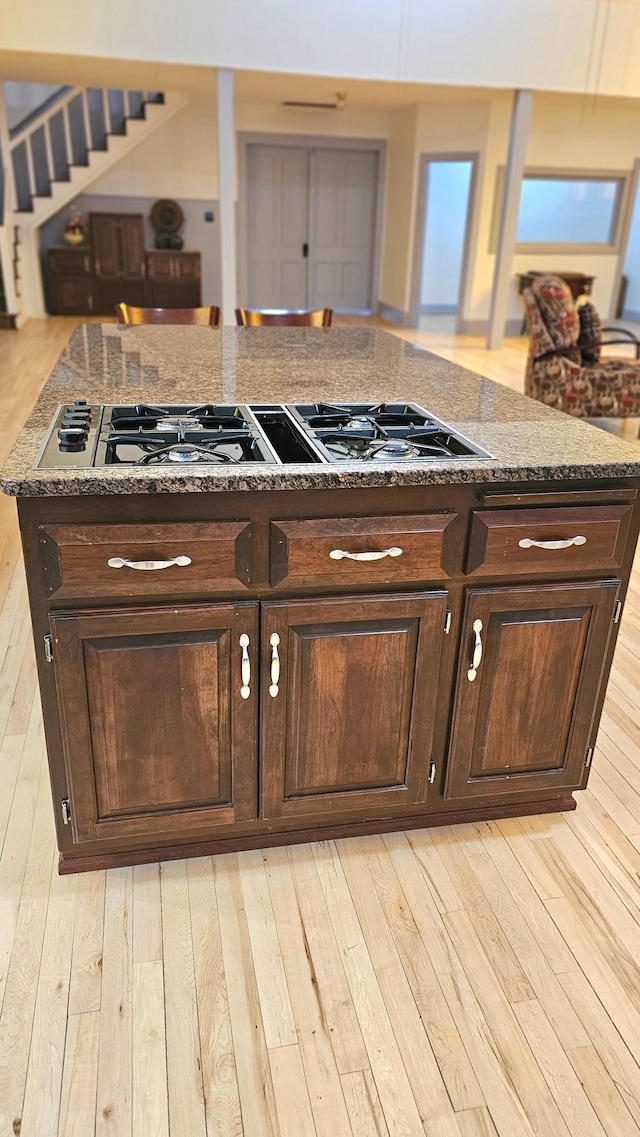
237,131,387,312
408,151,482,333
611,155,640,321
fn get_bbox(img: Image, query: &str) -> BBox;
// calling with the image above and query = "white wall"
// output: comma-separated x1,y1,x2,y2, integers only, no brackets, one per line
90,97,219,198
4,0,640,100
3,81,60,129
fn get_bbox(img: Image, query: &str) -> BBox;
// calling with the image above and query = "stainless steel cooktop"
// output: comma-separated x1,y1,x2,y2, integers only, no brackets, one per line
36,401,494,468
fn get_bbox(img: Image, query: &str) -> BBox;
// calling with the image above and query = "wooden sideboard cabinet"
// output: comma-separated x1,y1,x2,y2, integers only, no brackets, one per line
47,247,94,315
46,231,203,315
145,250,202,308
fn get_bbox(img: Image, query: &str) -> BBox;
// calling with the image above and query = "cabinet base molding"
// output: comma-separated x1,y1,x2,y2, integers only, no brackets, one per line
57,794,577,874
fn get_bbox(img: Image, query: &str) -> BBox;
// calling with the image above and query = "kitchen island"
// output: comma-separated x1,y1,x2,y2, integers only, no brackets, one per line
3,323,640,873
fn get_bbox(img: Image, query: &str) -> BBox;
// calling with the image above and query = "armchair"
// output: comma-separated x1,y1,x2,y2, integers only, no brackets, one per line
522,275,640,418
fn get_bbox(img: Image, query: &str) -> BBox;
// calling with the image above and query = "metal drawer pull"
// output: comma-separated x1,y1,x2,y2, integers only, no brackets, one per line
107,555,192,571
329,546,403,562
239,634,251,700
518,536,586,551
467,619,483,682
269,633,280,698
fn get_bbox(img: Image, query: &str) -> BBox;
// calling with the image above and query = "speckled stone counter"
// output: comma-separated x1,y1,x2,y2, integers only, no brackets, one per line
2,323,640,496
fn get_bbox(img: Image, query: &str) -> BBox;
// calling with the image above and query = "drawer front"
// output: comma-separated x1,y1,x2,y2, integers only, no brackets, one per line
270,514,457,588
466,504,632,577
48,248,91,275
146,252,173,279
40,521,251,598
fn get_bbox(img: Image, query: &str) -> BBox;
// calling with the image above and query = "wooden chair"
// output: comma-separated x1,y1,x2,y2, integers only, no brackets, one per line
116,304,220,326
235,307,333,328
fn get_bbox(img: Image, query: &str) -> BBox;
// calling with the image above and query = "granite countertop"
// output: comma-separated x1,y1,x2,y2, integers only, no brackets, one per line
2,324,640,496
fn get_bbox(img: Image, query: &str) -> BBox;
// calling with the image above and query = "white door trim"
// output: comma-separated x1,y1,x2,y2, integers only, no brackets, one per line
408,151,482,333
237,131,386,312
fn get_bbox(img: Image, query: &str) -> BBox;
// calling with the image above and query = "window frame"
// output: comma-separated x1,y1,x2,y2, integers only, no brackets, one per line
490,166,632,255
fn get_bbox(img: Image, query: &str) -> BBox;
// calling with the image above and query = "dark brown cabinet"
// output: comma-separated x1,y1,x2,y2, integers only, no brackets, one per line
146,250,202,308
47,247,93,315
18,481,638,872
49,601,258,844
444,580,619,802
90,212,146,313
260,591,448,820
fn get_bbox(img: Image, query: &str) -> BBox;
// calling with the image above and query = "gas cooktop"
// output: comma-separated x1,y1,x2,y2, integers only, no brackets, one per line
36,401,494,469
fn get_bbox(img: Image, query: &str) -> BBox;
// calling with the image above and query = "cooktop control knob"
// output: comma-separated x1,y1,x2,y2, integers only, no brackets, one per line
58,426,88,443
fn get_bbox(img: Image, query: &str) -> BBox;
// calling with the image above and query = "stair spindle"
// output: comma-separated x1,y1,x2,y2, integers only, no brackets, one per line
43,118,55,186
24,136,36,203
81,90,92,154
61,104,73,175
102,88,111,136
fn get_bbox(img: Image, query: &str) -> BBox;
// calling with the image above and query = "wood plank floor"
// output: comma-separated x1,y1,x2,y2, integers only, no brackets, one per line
1,316,640,1137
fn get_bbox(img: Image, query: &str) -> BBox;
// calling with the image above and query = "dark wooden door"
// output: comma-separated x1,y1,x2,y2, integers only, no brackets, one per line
50,602,258,844
91,214,120,279
444,580,619,802
261,591,449,820
90,212,146,312
119,215,146,278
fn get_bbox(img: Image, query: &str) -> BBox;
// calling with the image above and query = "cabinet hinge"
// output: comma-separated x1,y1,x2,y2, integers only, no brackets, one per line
428,760,437,784
444,610,452,635
613,600,622,624
61,798,71,825
585,746,594,769
44,634,53,663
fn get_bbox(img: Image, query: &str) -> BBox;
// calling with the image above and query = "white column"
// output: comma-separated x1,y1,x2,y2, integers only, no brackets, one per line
486,89,533,350
216,68,237,326
0,82,19,316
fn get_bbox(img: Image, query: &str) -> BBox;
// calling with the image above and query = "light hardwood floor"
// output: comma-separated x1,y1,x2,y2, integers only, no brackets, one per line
1,316,640,1137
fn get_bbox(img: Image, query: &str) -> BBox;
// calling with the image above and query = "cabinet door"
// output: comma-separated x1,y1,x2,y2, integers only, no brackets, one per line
261,591,448,820
444,581,619,802
119,215,145,278
50,275,93,315
50,602,258,844
90,214,120,278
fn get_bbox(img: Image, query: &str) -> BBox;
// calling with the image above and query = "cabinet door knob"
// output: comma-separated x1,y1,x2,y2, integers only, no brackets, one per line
269,633,280,698
329,546,403,562
467,619,483,682
518,535,586,550
239,633,251,699
107,555,192,570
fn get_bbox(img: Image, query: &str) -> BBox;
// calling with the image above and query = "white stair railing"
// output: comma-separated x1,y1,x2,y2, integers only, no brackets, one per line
9,88,160,213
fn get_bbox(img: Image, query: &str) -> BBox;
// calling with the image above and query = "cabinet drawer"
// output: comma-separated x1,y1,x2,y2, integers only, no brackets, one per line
466,504,632,577
270,514,457,588
40,521,252,598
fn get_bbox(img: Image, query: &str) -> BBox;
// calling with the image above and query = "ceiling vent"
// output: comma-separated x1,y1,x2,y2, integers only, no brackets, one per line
282,93,347,111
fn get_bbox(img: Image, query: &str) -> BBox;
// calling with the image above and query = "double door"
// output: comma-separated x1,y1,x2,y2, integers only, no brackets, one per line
50,580,617,848
51,591,446,845
90,211,146,313
246,144,378,311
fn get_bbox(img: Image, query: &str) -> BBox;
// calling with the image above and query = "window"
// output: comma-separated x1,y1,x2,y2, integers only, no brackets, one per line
517,177,621,244
490,168,628,252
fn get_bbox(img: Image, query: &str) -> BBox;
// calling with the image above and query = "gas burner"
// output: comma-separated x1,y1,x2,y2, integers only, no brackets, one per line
107,404,251,433
141,441,244,465
155,415,205,431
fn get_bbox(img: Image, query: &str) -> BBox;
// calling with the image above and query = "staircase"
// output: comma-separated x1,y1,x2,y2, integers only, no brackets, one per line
0,85,187,320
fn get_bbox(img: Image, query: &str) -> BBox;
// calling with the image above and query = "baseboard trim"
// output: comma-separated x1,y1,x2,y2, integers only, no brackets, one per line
420,303,457,315
58,794,576,873
378,301,410,327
